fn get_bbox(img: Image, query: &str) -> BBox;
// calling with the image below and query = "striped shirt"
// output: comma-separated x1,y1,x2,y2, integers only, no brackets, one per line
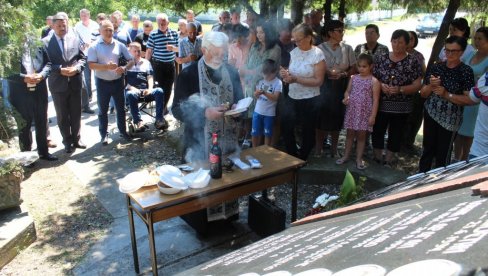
147,28,179,62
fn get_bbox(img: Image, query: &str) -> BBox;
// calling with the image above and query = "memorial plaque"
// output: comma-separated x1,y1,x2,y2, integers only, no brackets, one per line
181,187,488,275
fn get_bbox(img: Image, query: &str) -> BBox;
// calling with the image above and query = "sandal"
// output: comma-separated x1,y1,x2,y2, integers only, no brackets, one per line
335,158,348,165
356,160,367,170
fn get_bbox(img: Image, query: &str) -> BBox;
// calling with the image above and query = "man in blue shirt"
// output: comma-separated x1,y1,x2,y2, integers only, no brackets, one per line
126,42,166,130
88,20,134,145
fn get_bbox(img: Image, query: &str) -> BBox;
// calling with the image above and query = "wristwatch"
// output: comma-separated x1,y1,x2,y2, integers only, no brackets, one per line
399,86,404,94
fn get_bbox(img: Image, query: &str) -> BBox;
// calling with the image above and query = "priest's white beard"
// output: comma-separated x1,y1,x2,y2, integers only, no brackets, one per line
203,56,223,70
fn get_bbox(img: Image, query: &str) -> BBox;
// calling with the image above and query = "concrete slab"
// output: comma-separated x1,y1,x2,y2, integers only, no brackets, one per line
0,205,36,268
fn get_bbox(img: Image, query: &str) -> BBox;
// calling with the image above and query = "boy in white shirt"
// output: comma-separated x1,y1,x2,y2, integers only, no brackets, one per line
252,59,282,147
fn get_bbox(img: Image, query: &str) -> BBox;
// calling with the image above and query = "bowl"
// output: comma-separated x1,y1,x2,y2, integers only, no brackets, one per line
157,181,183,195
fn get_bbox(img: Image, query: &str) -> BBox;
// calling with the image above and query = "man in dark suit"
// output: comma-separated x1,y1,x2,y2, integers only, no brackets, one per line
8,42,57,161
43,14,87,153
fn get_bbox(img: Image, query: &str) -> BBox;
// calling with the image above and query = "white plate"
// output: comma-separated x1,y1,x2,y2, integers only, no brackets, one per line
332,264,385,276
386,259,461,276
118,171,149,193
159,173,189,190
183,169,210,188
225,107,247,116
156,165,183,177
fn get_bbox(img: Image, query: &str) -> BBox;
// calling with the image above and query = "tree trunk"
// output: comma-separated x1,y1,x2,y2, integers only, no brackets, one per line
260,0,269,19
291,0,305,25
323,0,333,22
402,0,460,150
427,0,460,69
277,3,285,20
338,0,346,22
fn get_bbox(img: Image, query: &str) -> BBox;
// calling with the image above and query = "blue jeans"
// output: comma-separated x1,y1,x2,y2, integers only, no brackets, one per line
126,88,164,123
96,77,126,138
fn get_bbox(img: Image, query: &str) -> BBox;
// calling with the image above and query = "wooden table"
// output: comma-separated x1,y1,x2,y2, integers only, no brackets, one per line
126,146,306,275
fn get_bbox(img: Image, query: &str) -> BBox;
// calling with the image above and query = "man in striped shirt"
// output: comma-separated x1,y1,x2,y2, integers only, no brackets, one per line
145,13,179,113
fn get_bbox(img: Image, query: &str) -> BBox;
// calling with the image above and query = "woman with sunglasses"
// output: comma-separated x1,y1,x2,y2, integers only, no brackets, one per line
418,36,475,172
315,20,356,158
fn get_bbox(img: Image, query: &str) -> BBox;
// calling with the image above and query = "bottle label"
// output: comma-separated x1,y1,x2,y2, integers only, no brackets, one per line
209,153,219,163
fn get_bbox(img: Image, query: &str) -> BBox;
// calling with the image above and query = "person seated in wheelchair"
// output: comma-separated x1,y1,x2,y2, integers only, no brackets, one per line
126,42,167,131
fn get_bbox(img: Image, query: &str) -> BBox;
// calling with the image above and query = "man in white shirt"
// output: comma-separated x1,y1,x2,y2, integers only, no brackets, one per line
74,8,99,114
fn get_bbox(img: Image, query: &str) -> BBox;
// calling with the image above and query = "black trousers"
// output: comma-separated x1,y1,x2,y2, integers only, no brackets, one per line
152,60,175,110
51,81,82,146
281,96,319,160
372,111,409,153
9,81,49,156
418,112,456,172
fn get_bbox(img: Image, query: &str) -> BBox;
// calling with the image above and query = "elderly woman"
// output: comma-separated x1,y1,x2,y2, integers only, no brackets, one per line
372,29,422,166
455,27,488,161
419,36,475,172
315,20,356,158
439,18,474,61
280,24,326,160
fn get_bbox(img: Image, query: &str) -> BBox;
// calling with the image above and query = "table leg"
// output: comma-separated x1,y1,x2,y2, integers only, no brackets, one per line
291,171,298,222
127,196,140,273
147,212,159,276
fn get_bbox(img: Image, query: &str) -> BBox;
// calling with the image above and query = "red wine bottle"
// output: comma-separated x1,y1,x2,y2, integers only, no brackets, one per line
209,133,222,179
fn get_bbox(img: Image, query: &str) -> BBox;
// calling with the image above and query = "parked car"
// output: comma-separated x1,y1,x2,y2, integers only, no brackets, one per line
416,15,443,38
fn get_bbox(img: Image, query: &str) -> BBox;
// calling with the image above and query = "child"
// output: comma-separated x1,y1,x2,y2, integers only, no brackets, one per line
336,53,380,170
251,59,282,147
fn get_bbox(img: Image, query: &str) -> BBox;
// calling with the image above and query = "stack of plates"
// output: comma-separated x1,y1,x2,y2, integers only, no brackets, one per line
118,170,150,193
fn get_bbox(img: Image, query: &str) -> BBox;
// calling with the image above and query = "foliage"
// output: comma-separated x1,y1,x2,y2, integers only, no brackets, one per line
0,160,23,177
305,171,366,216
0,0,36,78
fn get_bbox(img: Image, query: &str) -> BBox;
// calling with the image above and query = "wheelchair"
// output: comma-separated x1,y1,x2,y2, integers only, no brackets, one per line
125,90,158,136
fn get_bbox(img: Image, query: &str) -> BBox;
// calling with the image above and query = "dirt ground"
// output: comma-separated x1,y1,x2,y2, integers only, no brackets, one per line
0,126,422,275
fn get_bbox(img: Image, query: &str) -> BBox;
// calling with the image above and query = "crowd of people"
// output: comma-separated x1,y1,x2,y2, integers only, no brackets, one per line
6,7,488,174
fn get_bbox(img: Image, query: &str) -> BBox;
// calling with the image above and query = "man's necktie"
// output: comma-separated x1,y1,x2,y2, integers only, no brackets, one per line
60,38,67,60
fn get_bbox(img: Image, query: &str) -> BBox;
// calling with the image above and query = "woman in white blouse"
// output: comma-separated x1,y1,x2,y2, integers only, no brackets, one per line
280,24,326,160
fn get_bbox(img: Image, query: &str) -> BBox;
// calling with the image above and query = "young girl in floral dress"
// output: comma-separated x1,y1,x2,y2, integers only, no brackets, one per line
336,53,380,169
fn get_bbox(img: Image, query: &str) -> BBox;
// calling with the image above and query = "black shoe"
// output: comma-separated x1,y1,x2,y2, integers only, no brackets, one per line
109,107,115,114
101,134,110,145
73,141,87,149
154,119,168,130
39,153,58,161
82,108,95,114
65,144,73,153
120,133,132,141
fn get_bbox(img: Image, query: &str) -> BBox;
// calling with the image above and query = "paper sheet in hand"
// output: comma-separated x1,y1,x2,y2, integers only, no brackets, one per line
224,97,253,116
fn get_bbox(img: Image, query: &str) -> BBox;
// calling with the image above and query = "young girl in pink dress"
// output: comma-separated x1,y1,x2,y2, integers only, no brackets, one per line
336,53,380,169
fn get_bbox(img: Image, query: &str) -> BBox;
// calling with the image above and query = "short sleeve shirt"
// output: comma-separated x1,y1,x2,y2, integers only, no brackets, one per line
178,36,203,69
319,41,356,72
288,47,325,100
126,58,153,90
373,53,423,113
147,28,179,62
87,39,133,81
424,61,475,131
469,73,488,157
254,77,282,116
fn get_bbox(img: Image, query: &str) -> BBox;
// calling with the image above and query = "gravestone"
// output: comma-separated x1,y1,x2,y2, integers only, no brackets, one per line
181,186,488,275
